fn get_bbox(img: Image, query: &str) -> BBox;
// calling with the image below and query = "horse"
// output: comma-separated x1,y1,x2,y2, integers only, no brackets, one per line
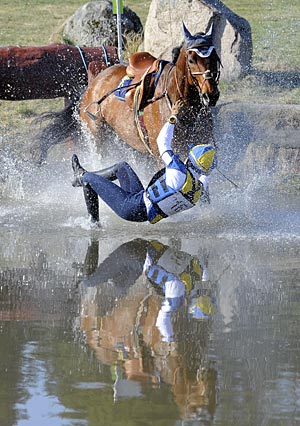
78,237,217,420
37,22,221,164
0,44,118,102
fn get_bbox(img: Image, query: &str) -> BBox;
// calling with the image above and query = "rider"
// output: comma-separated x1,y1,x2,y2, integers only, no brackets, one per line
71,100,217,224
143,240,212,342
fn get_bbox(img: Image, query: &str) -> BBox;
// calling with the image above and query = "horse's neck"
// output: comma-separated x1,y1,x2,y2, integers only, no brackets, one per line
173,47,191,98
165,46,194,103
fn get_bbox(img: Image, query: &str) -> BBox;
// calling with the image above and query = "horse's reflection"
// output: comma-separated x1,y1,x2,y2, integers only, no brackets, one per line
76,238,217,421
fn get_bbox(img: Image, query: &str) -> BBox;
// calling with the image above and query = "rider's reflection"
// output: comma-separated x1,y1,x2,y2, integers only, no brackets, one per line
77,238,217,422
143,240,215,342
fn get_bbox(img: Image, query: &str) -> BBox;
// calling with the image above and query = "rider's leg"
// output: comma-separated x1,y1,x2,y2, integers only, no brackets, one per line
72,155,147,222
72,155,143,190
83,185,99,222
82,168,147,222
93,164,119,181
112,161,145,193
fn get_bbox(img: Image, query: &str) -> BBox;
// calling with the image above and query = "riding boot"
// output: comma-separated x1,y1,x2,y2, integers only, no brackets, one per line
83,184,99,223
93,163,119,181
71,154,86,187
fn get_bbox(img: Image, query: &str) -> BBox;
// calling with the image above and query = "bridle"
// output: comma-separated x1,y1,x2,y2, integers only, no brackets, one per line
185,48,221,106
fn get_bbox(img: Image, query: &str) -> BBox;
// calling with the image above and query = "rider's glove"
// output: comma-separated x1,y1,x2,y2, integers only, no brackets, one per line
168,99,185,124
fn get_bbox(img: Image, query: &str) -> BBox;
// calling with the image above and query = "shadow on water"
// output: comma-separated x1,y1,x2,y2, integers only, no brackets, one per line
0,127,300,425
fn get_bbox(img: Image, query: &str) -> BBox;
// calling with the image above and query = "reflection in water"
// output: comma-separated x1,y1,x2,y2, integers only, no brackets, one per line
15,342,71,426
77,238,217,423
0,226,300,425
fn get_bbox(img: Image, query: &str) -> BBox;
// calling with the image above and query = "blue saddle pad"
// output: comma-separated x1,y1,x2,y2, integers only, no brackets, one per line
114,75,133,101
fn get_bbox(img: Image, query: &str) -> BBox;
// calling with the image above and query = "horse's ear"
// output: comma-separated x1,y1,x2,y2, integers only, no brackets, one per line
205,22,213,37
182,21,192,43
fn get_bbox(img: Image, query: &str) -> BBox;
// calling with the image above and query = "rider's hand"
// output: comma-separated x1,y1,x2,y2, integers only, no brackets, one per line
169,99,185,124
171,99,185,116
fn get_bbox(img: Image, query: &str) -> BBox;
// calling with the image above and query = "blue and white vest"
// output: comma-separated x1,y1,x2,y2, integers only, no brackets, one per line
146,166,202,224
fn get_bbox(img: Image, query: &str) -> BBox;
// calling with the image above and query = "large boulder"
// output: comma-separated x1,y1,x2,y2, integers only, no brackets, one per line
143,0,252,81
214,102,300,183
63,0,143,47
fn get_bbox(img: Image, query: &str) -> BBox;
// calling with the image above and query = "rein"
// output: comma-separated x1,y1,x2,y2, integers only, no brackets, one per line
83,81,140,121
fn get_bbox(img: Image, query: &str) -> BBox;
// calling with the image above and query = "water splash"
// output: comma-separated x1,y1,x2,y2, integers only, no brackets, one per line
1,122,299,241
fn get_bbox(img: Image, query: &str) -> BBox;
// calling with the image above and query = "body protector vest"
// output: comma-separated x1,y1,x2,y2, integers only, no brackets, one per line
145,242,203,296
146,167,202,224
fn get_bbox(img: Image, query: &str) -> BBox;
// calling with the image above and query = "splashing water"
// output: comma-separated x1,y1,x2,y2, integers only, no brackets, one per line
0,116,299,244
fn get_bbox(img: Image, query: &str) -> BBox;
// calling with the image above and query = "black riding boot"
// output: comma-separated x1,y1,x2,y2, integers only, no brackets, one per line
83,185,99,223
72,155,120,223
72,154,119,186
72,154,86,187
94,163,119,181
83,164,120,223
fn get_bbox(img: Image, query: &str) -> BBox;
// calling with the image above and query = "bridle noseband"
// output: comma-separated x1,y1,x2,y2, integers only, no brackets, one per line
184,48,220,107
186,50,220,88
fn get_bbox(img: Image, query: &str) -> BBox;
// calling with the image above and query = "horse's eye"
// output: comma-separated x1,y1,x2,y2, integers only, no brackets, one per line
188,57,195,64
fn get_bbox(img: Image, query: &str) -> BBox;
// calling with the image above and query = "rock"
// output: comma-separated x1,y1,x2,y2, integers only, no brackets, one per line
63,0,143,48
214,102,300,181
143,0,252,81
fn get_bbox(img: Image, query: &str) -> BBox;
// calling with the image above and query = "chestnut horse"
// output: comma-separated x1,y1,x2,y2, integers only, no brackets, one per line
0,44,118,101
80,22,220,157
37,23,220,163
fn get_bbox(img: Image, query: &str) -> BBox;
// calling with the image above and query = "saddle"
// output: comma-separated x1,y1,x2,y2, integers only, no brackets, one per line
126,51,157,80
117,52,163,111
114,52,172,155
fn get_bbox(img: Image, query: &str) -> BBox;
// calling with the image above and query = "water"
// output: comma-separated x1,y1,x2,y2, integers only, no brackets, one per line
0,138,300,426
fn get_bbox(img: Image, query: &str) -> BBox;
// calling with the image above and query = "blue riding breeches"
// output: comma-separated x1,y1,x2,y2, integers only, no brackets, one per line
82,161,148,222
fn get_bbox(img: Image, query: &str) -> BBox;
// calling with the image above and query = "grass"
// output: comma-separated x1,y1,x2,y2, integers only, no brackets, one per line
0,0,299,132
0,0,150,46
224,0,300,72
2,0,299,72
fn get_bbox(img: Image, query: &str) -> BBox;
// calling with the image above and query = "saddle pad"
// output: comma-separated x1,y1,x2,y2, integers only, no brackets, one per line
114,75,133,101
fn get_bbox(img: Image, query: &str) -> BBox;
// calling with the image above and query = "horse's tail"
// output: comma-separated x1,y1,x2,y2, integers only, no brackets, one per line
32,91,82,164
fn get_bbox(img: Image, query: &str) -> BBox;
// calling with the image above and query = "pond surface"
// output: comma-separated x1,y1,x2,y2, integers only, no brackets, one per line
0,152,300,426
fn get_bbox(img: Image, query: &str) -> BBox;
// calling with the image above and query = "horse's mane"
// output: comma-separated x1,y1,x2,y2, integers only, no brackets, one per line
172,42,184,64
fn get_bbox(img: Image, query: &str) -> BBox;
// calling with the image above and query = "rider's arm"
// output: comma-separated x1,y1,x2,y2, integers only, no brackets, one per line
157,121,175,165
157,98,184,163
156,122,187,190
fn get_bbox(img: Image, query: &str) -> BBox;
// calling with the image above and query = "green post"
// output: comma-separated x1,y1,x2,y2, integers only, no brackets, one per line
112,0,123,63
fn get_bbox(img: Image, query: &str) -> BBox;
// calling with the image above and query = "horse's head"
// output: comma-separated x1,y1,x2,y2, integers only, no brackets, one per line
182,22,221,107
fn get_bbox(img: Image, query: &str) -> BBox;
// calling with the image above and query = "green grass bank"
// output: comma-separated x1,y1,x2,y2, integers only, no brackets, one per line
0,0,299,131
